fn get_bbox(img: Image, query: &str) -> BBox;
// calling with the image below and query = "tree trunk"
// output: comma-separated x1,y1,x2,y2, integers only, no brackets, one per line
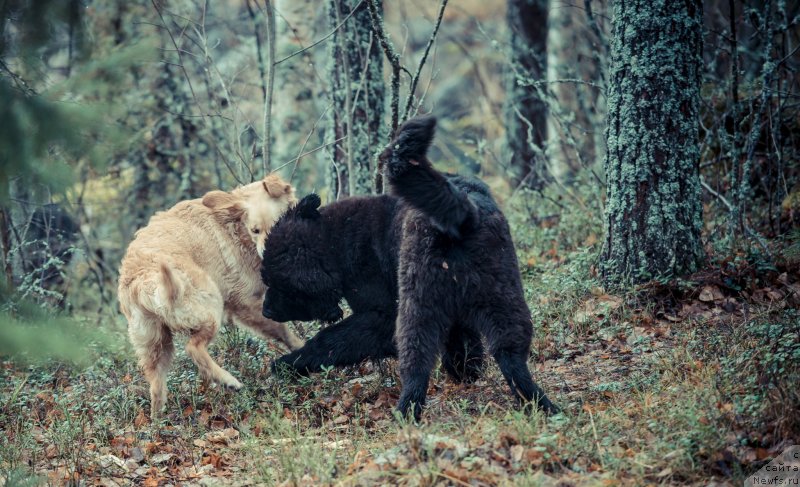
504,0,548,189
327,0,386,198
601,0,705,285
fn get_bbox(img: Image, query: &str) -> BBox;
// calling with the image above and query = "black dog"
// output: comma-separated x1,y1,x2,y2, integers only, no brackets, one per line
262,117,558,419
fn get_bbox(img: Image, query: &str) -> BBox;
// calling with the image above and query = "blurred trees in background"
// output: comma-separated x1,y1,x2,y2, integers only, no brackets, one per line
0,0,798,316
271,0,324,171
503,0,548,188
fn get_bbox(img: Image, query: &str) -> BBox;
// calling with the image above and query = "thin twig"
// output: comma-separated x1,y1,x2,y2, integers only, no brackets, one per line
366,0,401,194
151,0,240,183
271,136,348,173
332,0,356,197
366,0,401,138
151,0,198,103
701,177,732,211
288,103,334,182
262,0,277,173
401,0,448,122
274,0,366,66
246,0,267,101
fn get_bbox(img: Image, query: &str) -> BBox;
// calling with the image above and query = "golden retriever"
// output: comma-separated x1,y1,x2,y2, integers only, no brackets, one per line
118,174,304,418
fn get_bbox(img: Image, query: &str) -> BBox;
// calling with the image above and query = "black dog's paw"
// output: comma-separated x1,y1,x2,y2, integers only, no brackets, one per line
520,393,562,417
538,396,561,416
395,378,428,422
270,355,307,380
395,397,424,423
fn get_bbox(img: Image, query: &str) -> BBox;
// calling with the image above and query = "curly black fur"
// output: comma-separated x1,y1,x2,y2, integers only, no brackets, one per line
261,117,558,419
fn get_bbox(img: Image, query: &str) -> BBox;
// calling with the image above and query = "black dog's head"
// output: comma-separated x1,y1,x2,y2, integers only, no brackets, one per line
261,194,344,324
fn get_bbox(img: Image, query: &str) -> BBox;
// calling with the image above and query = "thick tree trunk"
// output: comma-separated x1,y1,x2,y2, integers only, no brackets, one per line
601,0,705,284
327,0,385,198
504,0,548,189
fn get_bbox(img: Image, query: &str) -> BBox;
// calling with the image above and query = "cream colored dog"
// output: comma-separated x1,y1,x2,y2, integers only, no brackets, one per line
118,174,304,418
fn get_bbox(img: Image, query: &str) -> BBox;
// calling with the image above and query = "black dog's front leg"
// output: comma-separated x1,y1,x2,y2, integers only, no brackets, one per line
272,311,396,376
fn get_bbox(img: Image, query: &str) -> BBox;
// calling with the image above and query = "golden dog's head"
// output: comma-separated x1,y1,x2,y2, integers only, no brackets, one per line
202,174,296,257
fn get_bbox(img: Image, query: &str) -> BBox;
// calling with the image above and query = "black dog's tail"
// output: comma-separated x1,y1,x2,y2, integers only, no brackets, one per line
381,116,478,239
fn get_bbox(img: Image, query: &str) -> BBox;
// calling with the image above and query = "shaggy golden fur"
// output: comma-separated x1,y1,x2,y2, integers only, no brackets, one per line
118,174,304,418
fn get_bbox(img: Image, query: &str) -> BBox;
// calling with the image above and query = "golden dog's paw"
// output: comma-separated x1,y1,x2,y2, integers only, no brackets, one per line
217,372,243,391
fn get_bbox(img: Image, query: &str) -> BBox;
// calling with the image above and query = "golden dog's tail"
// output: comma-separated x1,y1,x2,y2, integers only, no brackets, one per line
159,262,182,304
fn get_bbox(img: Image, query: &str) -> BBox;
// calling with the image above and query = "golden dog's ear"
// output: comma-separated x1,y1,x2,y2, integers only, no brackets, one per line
202,191,245,220
262,174,292,198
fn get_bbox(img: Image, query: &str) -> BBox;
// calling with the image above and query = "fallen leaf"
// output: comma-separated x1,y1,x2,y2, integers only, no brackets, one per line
149,452,174,465
202,452,224,469
130,447,145,463
205,428,239,445
656,467,673,478
98,454,125,470
510,445,524,463
133,409,149,428
323,439,352,450
699,285,723,302
143,477,161,487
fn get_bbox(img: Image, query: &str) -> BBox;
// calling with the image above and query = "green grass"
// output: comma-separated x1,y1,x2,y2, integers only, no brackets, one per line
1,188,798,485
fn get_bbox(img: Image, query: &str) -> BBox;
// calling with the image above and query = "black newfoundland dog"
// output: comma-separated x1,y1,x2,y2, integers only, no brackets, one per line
261,117,558,419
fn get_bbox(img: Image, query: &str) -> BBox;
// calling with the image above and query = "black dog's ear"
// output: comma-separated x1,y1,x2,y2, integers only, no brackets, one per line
295,193,321,219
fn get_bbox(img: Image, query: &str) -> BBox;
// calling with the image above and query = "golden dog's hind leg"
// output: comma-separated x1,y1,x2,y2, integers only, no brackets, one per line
129,315,174,420
185,326,243,391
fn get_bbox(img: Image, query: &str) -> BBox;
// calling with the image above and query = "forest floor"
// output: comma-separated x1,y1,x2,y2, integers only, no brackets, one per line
2,199,799,486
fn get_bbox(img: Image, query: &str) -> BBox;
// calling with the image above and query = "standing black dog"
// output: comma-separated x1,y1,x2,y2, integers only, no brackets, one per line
261,117,558,419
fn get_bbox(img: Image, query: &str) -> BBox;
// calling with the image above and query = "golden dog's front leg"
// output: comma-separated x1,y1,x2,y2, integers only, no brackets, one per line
235,302,305,351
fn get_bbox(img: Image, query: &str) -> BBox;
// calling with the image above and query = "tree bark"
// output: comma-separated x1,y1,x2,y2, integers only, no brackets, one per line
327,0,386,198
504,0,548,189
601,0,705,285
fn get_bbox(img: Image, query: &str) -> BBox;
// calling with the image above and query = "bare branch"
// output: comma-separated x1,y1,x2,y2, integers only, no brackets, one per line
262,0,277,173
401,0,448,122
366,0,401,138
274,0,366,66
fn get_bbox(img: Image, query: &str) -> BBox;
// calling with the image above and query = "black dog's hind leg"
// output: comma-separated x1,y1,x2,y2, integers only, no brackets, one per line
475,308,559,415
442,325,484,384
272,311,396,376
395,304,451,420
494,349,559,414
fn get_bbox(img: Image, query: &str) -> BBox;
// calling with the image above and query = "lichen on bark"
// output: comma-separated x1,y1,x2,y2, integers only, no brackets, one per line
600,0,705,285
327,0,385,198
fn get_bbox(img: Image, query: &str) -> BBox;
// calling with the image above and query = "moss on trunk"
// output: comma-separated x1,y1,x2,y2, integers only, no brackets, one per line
327,0,386,198
601,0,705,284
